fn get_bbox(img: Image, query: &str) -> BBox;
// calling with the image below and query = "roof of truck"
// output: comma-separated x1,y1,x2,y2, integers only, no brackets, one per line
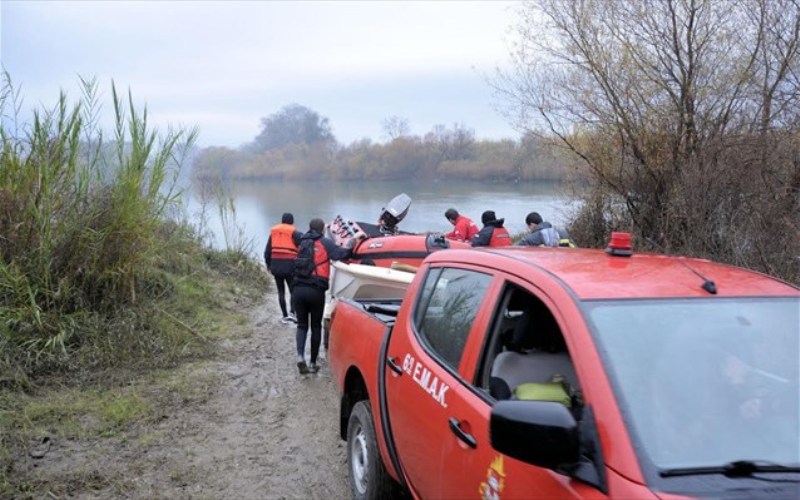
428,246,799,300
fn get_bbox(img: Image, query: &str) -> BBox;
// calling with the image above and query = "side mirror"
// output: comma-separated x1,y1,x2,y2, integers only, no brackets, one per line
490,400,580,469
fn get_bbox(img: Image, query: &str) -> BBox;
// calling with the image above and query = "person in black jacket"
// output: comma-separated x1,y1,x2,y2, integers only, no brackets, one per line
264,213,303,324
292,218,364,374
471,210,512,247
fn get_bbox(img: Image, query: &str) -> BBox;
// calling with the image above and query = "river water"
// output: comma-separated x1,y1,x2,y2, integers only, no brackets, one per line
182,179,574,255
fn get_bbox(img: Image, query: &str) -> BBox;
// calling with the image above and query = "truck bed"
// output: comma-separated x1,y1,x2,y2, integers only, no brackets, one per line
340,298,403,325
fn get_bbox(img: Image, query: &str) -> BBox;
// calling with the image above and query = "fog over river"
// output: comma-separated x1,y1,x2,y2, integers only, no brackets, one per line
184,179,574,254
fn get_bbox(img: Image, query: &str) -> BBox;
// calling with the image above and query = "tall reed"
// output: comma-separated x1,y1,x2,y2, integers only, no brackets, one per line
0,73,201,381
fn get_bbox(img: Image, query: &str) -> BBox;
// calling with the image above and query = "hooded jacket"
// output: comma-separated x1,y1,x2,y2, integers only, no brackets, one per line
516,221,575,248
472,218,512,247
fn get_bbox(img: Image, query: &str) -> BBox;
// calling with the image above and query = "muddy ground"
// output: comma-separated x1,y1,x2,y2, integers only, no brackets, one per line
18,290,350,499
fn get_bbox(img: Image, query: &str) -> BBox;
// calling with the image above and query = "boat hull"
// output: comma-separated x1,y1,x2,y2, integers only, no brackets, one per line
328,216,470,268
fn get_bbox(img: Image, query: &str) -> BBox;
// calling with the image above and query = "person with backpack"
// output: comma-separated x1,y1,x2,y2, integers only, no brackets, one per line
292,218,365,374
443,208,479,242
471,210,512,247
515,211,576,248
264,212,303,324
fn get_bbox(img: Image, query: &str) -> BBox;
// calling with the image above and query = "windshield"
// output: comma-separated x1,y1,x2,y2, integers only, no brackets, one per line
585,297,800,471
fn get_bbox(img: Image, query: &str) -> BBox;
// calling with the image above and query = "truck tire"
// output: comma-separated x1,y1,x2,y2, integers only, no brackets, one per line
347,400,399,500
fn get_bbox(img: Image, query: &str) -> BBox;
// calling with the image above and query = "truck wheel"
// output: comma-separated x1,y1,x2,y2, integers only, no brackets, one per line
347,400,398,500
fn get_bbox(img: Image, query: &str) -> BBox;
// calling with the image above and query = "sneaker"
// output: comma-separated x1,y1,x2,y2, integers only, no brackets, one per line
309,363,320,373
288,313,298,323
297,359,309,375
280,317,293,325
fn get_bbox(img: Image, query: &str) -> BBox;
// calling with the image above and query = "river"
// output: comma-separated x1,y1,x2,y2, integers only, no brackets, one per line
182,179,575,255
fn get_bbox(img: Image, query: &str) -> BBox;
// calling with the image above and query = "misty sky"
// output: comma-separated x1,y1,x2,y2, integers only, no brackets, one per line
2,0,522,148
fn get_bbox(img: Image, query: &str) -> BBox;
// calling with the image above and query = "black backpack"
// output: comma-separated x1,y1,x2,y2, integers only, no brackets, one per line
294,238,318,279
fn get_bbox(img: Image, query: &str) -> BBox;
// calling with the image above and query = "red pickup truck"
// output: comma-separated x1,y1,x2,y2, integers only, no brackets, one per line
327,236,800,499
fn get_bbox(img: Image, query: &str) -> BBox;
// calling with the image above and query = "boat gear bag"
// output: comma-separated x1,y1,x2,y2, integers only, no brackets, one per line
294,238,331,290
514,381,571,406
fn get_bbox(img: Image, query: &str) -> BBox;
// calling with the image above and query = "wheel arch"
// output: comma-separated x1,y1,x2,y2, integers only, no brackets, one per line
341,366,369,440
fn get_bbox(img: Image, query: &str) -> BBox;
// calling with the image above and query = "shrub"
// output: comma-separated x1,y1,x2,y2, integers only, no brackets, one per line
0,74,271,384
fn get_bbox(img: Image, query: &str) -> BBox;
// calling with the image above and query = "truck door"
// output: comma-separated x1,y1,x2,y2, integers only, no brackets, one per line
438,280,604,499
384,266,495,498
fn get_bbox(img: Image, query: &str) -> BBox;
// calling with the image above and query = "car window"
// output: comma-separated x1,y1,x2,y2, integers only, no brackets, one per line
476,284,579,406
413,267,492,370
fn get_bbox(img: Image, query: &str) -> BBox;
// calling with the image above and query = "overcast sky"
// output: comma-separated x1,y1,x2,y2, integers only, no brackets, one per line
2,0,522,148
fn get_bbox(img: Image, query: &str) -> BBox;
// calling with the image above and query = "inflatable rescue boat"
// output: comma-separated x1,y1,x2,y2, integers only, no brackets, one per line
322,193,470,346
327,193,470,269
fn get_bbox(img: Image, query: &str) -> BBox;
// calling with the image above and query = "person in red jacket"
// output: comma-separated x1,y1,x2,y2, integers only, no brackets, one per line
444,208,479,242
471,210,512,247
264,213,303,324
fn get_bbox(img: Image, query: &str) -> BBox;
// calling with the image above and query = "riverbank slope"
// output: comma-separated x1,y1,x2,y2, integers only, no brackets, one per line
2,284,348,498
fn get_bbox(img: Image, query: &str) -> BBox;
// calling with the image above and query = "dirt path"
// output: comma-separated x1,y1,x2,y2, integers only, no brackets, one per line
26,291,350,499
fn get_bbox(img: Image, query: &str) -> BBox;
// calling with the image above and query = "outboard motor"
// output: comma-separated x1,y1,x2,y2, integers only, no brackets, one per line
327,193,471,268
378,193,411,235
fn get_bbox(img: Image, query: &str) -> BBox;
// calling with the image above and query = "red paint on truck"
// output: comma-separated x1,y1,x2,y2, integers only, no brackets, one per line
329,244,800,499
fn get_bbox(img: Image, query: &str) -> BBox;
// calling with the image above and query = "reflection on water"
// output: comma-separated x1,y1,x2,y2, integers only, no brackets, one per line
183,179,574,254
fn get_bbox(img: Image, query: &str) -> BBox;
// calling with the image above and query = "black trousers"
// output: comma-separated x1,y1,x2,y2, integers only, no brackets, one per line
273,274,294,317
292,284,325,364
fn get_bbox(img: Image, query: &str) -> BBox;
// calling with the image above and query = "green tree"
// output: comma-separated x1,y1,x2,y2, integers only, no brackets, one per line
250,104,336,152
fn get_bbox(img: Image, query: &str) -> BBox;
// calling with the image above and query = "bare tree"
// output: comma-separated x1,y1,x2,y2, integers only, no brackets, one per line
495,0,800,281
381,115,411,140
424,122,476,161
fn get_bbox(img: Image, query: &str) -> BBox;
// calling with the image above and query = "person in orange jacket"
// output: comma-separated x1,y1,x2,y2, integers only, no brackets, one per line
264,212,303,324
444,208,479,242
